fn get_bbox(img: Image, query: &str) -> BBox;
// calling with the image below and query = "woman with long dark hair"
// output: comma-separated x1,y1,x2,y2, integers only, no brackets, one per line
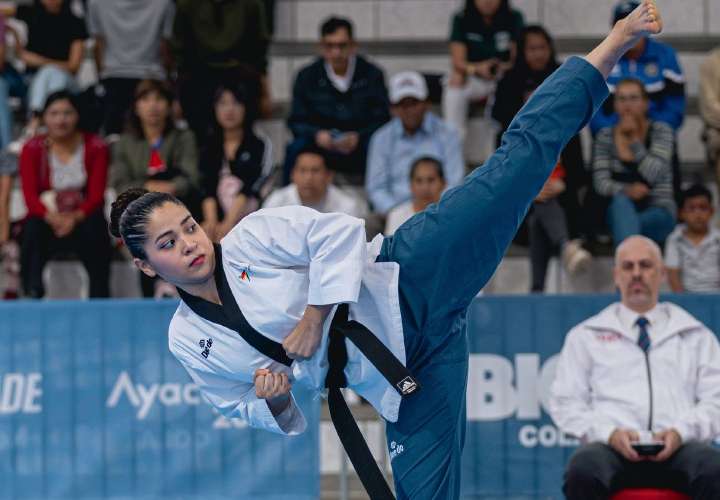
443,0,524,141
19,90,111,298
199,82,273,242
493,25,592,291
108,5,661,498
111,79,199,296
111,79,198,201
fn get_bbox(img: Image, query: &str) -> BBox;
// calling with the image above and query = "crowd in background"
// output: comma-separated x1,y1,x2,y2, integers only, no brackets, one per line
0,0,719,299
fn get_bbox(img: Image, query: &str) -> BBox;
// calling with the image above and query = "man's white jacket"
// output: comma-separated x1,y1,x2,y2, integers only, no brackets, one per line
549,302,720,444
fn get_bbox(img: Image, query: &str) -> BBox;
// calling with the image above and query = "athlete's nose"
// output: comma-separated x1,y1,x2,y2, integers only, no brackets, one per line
182,238,197,255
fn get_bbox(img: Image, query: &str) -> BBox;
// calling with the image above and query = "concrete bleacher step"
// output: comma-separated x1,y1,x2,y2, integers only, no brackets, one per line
483,254,618,294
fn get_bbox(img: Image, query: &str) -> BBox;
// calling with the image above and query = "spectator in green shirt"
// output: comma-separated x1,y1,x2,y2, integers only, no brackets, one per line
443,0,524,142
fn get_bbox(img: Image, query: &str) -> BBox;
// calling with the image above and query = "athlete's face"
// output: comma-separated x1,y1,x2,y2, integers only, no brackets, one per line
135,202,215,288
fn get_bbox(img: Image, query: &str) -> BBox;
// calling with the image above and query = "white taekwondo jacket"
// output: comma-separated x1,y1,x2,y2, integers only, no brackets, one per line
168,206,406,435
549,302,720,444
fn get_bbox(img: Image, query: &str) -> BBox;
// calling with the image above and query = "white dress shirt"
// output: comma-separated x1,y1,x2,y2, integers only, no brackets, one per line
616,302,670,346
325,56,356,93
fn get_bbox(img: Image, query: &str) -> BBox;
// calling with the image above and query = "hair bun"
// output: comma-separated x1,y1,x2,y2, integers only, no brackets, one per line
109,188,149,238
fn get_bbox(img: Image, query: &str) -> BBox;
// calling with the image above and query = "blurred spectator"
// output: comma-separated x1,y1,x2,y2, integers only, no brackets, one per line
87,0,175,136
15,0,88,138
110,80,198,298
529,165,592,292
264,145,365,218
263,0,275,35
384,156,445,236
0,152,19,298
285,16,389,188
200,82,273,243
665,185,720,293
366,71,463,215
171,0,270,141
700,47,720,192
592,78,675,247
110,80,198,202
19,91,111,298
550,235,720,499
0,159,10,247
443,0,524,142
0,14,13,150
590,1,685,134
492,25,591,291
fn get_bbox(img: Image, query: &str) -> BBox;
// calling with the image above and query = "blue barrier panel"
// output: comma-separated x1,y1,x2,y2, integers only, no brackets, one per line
461,293,720,499
0,300,320,500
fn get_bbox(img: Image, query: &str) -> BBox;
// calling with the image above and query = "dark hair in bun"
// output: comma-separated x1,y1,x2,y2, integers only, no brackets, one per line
109,188,183,259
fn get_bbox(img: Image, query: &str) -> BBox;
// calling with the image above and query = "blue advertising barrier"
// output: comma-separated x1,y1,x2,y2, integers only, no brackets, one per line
461,294,720,500
2,295,720,499
0,300,319,500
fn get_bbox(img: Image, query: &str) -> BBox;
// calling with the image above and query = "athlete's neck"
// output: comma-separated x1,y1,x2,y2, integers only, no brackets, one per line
183,275,221,305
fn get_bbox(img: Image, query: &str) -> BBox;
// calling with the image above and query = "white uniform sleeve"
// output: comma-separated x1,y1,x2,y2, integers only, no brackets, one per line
174,348,307,436
549,328,617,444
670,329,720,442
224,206,367,305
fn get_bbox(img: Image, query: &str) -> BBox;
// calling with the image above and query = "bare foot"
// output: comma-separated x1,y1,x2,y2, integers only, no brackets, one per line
585,1,663,79
616,0,663,47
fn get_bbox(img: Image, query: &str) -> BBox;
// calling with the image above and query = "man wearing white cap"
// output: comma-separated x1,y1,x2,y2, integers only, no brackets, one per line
366,71,464,214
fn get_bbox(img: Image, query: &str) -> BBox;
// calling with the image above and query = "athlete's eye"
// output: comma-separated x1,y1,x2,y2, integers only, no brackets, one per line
187,223,196,233
160,239,175,250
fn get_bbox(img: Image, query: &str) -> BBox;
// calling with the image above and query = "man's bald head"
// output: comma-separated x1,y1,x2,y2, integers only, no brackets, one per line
614,235,666,313
614,235,663,266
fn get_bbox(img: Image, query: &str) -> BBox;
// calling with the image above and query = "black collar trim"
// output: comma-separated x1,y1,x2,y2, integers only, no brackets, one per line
177,244,293,367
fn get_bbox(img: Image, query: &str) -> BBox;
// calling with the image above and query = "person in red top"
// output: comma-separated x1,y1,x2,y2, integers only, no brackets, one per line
19,90,111,298
529,160,592,292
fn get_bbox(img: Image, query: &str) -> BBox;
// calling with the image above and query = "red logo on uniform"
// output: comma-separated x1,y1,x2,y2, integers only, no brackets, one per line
240,267,251,282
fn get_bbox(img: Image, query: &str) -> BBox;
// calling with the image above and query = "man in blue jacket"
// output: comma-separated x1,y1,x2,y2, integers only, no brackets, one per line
284,17,390,187
590,0,685,135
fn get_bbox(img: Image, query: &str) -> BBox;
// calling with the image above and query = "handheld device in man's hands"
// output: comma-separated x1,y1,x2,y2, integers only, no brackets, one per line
631,441,665,456
632,430,665,456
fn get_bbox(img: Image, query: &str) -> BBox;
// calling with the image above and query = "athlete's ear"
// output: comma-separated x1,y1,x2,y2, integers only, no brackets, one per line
134,258,157,278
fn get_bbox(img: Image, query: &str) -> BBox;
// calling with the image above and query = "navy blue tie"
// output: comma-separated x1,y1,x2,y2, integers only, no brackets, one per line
636,316,651,353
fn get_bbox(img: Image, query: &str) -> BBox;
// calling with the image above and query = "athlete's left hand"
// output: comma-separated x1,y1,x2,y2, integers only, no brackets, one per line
282,305,333,360
283,316,323,361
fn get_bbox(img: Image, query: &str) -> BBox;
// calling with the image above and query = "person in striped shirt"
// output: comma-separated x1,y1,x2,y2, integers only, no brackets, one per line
592,77,676,247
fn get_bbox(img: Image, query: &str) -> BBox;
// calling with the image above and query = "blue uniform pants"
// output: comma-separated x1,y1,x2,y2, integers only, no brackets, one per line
376,57,609,499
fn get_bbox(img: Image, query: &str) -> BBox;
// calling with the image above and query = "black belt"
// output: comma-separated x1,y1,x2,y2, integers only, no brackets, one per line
178,246,420,499
326,304,420,500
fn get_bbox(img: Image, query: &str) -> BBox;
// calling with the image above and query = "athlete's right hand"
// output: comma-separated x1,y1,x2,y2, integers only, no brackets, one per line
254,369,291,399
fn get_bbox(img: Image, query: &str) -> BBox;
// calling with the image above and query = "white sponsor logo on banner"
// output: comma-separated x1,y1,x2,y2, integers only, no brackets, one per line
106,371,202,419
467,354,578,448
0,373,42,414
105,371,247,429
